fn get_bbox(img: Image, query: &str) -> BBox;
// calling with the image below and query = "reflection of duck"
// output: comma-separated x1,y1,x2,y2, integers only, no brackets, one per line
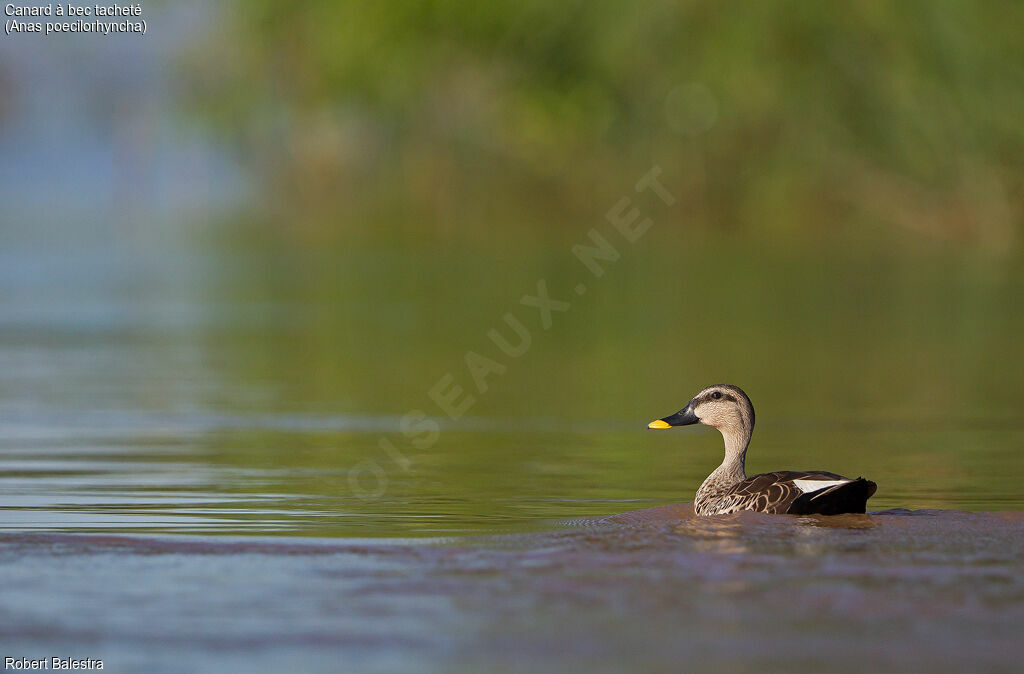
649,385,876,516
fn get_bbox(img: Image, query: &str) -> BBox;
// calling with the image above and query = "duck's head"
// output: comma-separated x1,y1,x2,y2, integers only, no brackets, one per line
648,384,755,435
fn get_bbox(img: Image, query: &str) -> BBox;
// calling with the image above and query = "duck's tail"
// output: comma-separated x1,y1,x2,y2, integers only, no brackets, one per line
789,478,877,515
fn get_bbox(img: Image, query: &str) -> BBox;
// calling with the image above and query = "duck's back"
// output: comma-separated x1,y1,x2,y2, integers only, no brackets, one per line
695,470,877,516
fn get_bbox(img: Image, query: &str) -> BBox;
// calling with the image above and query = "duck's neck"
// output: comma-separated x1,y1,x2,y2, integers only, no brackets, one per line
703,425,750,487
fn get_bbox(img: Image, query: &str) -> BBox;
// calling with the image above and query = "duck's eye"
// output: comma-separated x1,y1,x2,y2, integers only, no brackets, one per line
711,391,722,400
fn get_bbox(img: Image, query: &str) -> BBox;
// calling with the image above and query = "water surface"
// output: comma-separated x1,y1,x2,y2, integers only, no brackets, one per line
3,507,1023,672
1,237,1022,672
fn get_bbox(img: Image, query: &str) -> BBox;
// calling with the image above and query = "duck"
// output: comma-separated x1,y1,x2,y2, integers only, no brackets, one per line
648,384,876,516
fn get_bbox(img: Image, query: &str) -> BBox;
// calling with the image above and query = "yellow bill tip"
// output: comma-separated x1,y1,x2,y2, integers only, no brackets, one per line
648,419,671,429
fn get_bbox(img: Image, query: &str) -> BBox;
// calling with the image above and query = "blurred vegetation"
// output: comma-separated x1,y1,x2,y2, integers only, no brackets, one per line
184,0,1023,249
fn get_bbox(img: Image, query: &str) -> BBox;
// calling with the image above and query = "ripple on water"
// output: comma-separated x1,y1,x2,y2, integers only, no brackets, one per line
2,506,1023,671
2,503,1024,671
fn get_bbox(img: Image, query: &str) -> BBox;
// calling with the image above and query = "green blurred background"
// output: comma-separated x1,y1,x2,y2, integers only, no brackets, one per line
181,0,1024,420
188,1,1023,247
1,0,1023,534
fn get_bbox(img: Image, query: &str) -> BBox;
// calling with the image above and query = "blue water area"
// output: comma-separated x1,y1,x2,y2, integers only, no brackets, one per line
2,508,1023,672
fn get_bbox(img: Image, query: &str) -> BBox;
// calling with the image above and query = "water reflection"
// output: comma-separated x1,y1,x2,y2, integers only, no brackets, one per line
2,408,1023,536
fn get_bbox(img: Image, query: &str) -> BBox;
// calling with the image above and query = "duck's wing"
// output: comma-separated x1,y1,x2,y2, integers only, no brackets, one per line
785,474,877,515
726,471,874,515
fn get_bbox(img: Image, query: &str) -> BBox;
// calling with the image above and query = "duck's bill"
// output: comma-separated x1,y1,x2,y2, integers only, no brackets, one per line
648,406,699,429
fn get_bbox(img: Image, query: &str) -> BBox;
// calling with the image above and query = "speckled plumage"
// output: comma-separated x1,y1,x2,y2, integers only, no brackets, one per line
651,385,876,516
694,469,876,516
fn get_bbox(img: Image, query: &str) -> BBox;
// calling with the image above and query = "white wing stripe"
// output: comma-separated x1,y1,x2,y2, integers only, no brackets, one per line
792,479,849,494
